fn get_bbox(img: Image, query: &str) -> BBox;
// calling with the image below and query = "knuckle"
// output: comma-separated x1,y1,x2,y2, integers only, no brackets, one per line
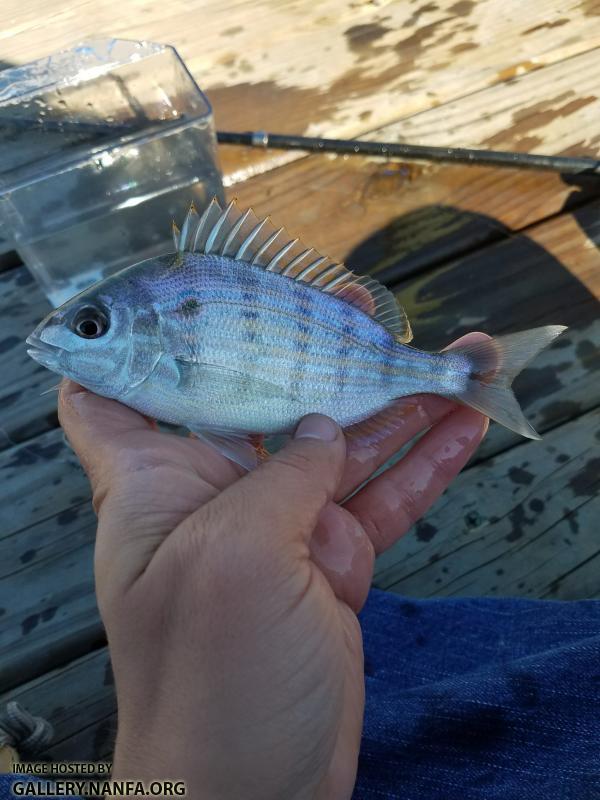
270,450,332,506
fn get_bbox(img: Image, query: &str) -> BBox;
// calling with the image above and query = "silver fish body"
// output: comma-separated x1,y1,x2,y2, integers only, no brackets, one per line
27,198,566,468
118,253,471,432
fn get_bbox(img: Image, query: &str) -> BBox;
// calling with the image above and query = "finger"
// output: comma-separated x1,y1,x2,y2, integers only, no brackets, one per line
338,332,492,500
309,502,375,613
59,380,242,512
217,414,347,548
345,405,488,554
340,394,456,500
58,379,154,489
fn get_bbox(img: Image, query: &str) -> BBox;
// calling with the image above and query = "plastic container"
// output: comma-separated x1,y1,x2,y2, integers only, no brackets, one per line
0,38,224,306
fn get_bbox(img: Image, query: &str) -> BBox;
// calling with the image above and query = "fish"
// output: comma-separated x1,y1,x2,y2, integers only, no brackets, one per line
27,197,566,470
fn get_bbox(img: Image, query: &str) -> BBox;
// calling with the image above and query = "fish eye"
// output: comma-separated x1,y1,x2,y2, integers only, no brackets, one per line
72,306,109,339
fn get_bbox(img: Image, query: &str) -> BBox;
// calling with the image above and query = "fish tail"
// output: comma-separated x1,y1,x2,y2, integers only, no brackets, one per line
450,325,567,439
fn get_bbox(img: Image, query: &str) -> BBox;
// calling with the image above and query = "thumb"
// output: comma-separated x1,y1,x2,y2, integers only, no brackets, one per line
233,414,347,546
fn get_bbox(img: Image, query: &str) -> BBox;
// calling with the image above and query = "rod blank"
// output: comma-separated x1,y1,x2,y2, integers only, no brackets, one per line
216,130,600,176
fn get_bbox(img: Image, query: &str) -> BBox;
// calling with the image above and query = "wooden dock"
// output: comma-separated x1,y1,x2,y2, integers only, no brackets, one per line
0,0,599,763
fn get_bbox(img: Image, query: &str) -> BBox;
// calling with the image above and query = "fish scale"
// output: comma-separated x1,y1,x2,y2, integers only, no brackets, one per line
26,197,567,470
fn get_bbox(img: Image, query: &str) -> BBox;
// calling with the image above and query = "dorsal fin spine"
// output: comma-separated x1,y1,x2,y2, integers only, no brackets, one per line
312,263,342,285
309,261,337,285
296,256,328,282
206,202,235,253
221,209,252,256
178,212,191,252
281,248,315,276
251,228,283,266
236,218,269,260
265,238,299,272
192,199,219,251
325,271,350,291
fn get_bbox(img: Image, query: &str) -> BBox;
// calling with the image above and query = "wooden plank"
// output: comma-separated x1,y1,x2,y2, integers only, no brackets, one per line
0,266,56,448
1,1,600,181
0,502,100,693
0,432,98,694
374,407,600,601
0,648,116,763
228,45,600,283
0,427,88,539
0,250,21,274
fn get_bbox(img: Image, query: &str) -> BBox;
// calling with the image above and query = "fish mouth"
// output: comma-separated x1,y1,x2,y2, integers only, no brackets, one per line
26,335,62,370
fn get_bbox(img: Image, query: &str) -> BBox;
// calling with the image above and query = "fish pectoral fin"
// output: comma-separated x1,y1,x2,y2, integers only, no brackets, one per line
174,357,294,401
190,428,264,471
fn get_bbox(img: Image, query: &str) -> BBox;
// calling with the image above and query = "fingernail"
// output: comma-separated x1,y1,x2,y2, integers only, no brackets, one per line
295,414,338,442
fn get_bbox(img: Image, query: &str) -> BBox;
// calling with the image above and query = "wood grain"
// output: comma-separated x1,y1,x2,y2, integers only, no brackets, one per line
227,46,600,283
0,267,58,446
0,648,116,762
374,408,600,600
1,1,600,180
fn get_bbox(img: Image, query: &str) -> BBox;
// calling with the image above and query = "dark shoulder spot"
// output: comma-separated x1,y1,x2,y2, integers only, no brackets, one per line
178,298,202,316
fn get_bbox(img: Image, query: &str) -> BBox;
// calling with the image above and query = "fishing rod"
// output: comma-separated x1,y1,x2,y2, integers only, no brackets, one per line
216,130,600,176
6,114,598,175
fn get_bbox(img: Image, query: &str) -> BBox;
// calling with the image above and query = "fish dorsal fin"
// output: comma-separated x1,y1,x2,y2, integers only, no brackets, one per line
173,198,413,342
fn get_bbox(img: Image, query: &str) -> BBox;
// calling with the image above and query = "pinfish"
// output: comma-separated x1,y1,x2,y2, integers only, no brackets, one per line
27,198,566,469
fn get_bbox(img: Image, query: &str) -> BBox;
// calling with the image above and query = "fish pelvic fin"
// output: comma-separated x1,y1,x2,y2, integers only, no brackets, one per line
189,428,264,471
174,197,413,343
449,325,568,439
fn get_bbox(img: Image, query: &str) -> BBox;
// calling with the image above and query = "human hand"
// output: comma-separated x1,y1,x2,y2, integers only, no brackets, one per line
58,333,489,800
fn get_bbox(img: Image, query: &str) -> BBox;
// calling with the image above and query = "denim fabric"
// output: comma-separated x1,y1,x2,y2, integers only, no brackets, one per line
355,588,600,800
2,588,599,799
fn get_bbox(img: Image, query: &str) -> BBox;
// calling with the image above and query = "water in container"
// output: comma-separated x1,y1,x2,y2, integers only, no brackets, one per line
0,38,224,306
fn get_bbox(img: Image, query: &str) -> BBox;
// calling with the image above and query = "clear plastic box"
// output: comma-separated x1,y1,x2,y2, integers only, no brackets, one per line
0,38,224,306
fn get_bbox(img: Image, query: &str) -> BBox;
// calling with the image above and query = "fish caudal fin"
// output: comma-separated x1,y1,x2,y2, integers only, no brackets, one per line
450,325,568,439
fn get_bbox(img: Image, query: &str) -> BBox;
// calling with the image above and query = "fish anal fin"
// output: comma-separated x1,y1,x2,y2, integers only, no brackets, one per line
175,197,413,342
345,401,423,456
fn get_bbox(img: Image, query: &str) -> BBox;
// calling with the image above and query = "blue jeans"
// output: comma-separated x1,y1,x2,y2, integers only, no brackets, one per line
2,589,599,799
354,589,600,799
